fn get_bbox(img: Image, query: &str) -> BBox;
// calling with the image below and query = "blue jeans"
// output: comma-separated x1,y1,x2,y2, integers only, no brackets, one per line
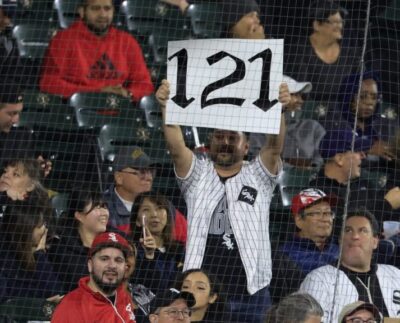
226,286,272,323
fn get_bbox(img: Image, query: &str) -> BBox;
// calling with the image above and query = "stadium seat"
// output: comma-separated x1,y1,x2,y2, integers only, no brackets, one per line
97,123,171,166
300,100,329,120
138,94,162,129
0,298,54,321
273,167,317,209
18,89,76,130
54,0,81,29
13,0,56,26
148,25,190,64
119,0,184,36
186,2,224,38
70,92,143,129
51,193,69,218
12,24,57,59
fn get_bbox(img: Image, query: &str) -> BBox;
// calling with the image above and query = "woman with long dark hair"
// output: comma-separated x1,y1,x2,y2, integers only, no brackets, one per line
0,201,61,302
130,192,184,294
175,269,227,322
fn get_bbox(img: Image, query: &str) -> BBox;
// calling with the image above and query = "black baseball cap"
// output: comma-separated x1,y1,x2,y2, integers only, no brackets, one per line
149,288,196,315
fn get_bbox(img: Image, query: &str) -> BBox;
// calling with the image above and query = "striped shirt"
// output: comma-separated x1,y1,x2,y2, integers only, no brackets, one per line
299,264,400,322
177,153,281,295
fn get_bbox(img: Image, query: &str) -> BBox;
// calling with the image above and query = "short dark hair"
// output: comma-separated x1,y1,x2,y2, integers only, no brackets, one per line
345,207,380,237
310,0,347,22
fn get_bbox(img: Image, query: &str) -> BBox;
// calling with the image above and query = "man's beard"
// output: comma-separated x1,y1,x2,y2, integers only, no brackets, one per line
92,271,123,295
209,145,241,167
84,18,110,36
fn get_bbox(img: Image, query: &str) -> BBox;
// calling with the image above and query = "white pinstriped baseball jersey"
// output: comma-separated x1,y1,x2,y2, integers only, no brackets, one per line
177,153,281,295
299,264,400,322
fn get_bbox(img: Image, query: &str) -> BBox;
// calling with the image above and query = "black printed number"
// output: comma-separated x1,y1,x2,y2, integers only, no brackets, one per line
168,47,277,112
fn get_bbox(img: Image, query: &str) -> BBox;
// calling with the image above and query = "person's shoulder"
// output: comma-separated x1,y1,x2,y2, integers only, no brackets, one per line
377,264,400,275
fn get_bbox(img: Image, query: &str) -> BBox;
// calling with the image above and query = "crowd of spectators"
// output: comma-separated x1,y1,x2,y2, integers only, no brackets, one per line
0,0,399,322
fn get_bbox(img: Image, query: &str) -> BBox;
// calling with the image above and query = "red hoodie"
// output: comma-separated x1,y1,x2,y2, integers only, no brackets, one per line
51,276,136,323
40,21,154,101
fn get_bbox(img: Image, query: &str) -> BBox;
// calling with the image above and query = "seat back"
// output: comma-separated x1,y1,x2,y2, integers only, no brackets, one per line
18,89,76,130
54,0,81,28
70,92,143,129
12,24,57,59
186,2,224,38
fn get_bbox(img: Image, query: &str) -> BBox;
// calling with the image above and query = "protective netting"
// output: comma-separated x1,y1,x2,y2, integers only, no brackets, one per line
0,0,400,322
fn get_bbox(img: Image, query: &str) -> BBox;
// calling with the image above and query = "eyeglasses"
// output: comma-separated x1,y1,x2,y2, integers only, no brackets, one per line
346,318,378,323
303,211,335,219
160,308,192,319
119,169,156,179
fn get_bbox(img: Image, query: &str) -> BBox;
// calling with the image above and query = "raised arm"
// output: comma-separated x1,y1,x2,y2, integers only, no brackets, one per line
155,80,193,178
259,83,290,174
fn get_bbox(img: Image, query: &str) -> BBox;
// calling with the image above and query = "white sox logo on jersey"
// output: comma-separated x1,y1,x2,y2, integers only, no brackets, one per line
238,186,257,205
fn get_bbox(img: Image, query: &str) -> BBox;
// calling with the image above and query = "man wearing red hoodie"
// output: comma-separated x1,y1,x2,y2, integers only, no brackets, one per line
51,232,136,322
40,0,153,102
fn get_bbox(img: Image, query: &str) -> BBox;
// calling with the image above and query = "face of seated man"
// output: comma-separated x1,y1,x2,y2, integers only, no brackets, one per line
79,0,114,36
294,201,334,247
149,299,191,323
340,216,379,272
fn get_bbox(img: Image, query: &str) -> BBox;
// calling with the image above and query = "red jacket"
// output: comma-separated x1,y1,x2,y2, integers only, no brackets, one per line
40,21,154,101
51,276,136,323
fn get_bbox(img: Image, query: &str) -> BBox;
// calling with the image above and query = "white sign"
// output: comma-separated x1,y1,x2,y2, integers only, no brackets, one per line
166,39,283,134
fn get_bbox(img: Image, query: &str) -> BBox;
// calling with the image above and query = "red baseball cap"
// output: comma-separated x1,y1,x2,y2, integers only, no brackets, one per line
89,232,131,258
291,188,337,215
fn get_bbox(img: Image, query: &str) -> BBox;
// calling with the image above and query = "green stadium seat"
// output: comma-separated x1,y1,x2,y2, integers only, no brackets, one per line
51,193,70,218
18,89,76,130
12,24,57,59
0,298,55,321
119,0,186,35
138,94,162,129
97,123,171,167
148,25,190,64
70,92,144,129
186,2,224,38
272,167,317,209
360,169,388,190
13,0,56,25
54,0,81,29
300,100,329,120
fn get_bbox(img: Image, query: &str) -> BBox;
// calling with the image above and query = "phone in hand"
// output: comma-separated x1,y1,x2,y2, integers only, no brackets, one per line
142,215,146,239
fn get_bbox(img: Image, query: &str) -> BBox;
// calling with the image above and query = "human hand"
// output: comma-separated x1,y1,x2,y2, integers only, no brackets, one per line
46,294,64,303
37,155,52,177
278,83,291,108
140,227,156,259
155,79,170,108
36,228,48,251
385,187,400,210
6,187,29,201
101,84,130,98
369,140,395,161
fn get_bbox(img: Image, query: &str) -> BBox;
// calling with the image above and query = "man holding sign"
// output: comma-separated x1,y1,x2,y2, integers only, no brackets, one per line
156,78,289,322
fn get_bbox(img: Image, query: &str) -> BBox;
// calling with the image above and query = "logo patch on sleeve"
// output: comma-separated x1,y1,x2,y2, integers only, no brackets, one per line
238,186,257,205
393,290,400,304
